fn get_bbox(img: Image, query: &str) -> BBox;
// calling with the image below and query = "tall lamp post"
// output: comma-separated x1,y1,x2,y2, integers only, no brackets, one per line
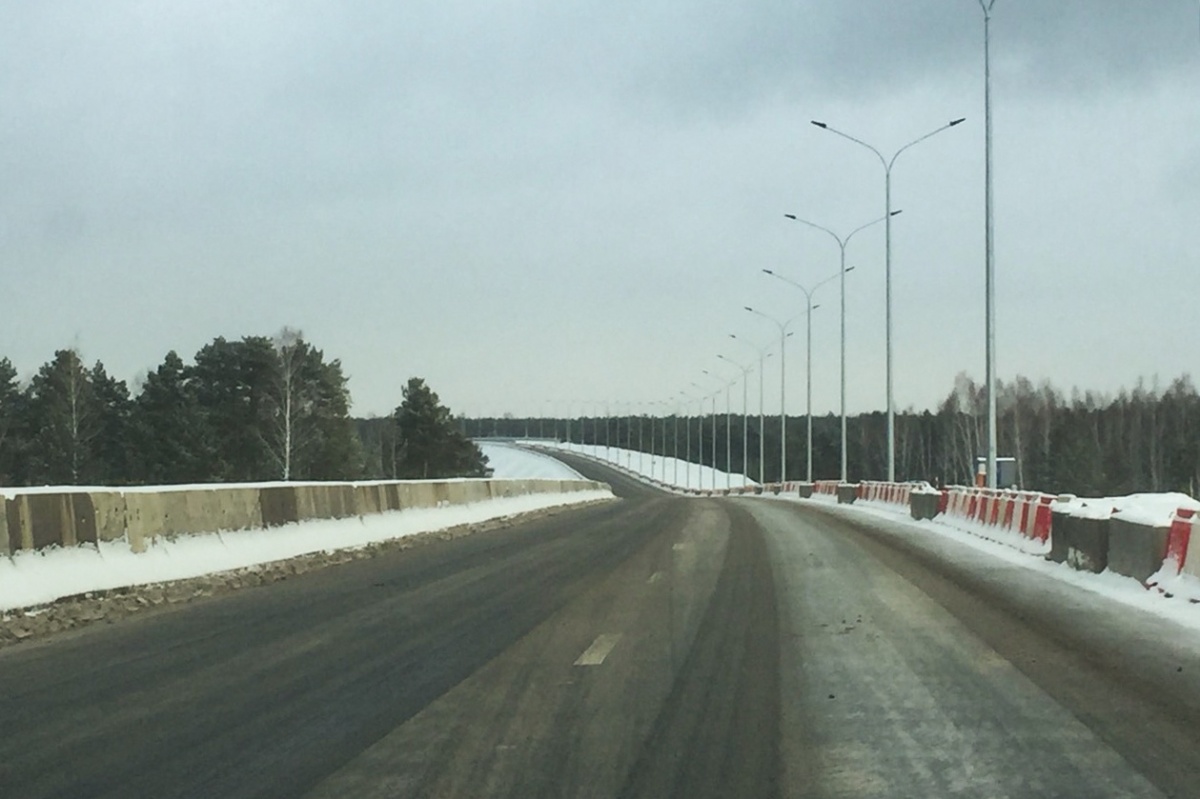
784,212,896,482
762,267,846,483
978,0,998,488
730,334,774,485
745,308,809,483
679,391,693,489
718,354,752,486
690,382,707,488
812,116,965,481
702,369,731,491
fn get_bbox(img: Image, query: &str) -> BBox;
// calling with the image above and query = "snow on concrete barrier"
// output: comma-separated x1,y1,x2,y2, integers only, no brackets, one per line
1,478,608,558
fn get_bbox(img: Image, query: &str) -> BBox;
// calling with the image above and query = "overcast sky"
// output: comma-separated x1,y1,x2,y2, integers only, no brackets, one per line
3,1,1198,419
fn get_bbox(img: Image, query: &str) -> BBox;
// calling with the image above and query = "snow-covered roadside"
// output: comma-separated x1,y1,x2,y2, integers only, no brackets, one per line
478,441,583,480
0,489,612,613
531,441,757,491
770,492,1200,630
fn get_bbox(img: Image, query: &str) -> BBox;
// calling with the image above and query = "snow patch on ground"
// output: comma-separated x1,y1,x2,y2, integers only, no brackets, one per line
532,441,756,491
779,493,1200,631
0,490,612,612
478,442,583,480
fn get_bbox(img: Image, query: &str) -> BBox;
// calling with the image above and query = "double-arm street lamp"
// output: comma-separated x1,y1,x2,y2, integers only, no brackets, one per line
812,116,965,481
744,307,814,484
702,369,734,491
730,334,776,486
762,266,849,483
717,354,753,486
782,212,895,481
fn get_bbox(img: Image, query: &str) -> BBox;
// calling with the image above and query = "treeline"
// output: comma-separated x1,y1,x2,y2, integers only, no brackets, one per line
469,373,1200,498
0,334,486,486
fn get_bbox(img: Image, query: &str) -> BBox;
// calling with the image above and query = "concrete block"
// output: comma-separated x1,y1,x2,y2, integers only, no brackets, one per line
217,488,264,531
88,492,128,542
1107,518,1169,583
260,486,299,527
797,483,814,499
19,494,75,549
355,485,384,516
910,492,941,520
836,484,858,505
1052,513,1109,573
0,493,8,556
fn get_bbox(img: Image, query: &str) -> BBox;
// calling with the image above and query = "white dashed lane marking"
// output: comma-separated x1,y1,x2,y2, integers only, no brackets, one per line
574,633,622,667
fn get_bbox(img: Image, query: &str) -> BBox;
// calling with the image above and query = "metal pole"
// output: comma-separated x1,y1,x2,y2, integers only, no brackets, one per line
725,381,732,490
711,394,718,491
982,0,998,489
759,352,765,483
806,293,814,482
673,408,679,486
685,407,692,488
780,324,787,483
742,370,748,485
840,242,848,482
885,167,895,482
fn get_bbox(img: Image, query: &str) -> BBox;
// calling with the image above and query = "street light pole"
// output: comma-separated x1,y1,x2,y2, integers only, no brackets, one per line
812,116,965,481
784,212,896,482
718,354,752,486
745,308,807,484
763,267,846,482
979,0,998,488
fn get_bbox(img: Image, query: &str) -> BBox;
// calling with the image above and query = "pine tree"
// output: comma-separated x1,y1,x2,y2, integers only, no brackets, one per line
25,349,99,484
191,336,277,481
0,357,24,485
88,361,133,484
134,350,214,484
393,378,488,479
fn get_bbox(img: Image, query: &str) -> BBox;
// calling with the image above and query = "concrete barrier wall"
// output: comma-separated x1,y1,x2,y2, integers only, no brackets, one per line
1049,512,1109,573
1,478,607,556
1107,518,1170,583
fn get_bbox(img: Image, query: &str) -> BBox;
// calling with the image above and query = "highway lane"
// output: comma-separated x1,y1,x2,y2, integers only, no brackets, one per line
1,455,1199,798
748,499,1200,798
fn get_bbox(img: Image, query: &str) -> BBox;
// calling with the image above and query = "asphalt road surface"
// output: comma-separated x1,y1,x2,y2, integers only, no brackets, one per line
1,455,1199,798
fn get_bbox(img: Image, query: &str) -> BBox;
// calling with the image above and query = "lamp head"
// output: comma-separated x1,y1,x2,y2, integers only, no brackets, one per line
950,117,966,126
811,120,827,128
784,214,797,220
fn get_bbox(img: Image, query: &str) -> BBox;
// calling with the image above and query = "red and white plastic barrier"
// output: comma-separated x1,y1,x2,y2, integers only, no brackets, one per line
858,481,915,506
813,480,840,497
1162,508,1198,581
942,486,1054,542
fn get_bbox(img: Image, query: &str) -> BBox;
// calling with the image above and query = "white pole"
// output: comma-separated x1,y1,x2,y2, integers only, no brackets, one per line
779,324,787,484
982,0,998,489
759,353,765,484
806,293,814,482
725,381,732,490
885,167,895,481
840,241,848,482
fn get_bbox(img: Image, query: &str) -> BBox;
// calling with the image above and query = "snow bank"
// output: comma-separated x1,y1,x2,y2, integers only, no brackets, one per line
1054,492,1200,527
478,442,583,480
531,441,757,491
0,489,612,612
